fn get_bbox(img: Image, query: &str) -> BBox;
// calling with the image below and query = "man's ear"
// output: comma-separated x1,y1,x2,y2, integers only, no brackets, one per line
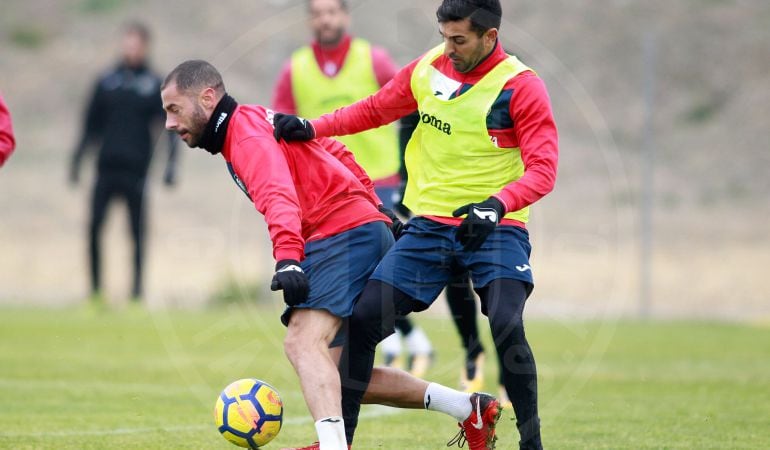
199,87,217,110
485,28,499,46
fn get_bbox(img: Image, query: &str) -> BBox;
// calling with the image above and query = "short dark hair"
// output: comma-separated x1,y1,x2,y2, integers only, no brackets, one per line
307,0,348,12
123,20,151,42
436,0,502,35
162,60,226,96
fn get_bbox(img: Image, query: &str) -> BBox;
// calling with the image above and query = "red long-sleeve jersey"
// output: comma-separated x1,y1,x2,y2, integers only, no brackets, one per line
0,93,15,168
311,41,558,226
221,104,388,262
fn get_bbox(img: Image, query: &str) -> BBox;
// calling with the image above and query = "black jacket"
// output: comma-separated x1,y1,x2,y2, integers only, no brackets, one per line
72,62,177,178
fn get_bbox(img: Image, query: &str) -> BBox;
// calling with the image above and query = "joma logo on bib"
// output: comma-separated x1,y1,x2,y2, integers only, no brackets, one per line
420,111,452,136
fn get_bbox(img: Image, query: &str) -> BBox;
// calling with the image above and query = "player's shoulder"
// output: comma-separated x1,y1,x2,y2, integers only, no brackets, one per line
228,104,274,141
504,70,546,92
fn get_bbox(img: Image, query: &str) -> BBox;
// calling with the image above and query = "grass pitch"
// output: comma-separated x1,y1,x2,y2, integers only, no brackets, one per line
0,306,768,449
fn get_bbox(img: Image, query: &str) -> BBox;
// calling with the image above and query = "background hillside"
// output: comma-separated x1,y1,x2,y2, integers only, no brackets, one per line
1,0,768,319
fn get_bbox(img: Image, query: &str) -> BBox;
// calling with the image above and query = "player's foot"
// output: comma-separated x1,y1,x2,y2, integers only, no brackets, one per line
447,393,501,450
460,352,485,393
280,443,350,450
498,385,513,410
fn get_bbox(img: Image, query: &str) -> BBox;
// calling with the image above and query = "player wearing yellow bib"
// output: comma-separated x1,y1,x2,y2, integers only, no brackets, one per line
274,1,557,448
272,0,434,376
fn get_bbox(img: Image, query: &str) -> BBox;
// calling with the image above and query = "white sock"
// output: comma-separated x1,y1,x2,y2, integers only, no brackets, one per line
380,330,402,355
314,416,347,450
405,327,432,355
424,382,472,422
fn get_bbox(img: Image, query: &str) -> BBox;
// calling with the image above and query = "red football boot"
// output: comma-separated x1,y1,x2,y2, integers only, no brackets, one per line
447,393,502,449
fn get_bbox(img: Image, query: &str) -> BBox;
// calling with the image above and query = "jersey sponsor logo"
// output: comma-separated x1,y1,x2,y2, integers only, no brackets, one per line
419,111,452,136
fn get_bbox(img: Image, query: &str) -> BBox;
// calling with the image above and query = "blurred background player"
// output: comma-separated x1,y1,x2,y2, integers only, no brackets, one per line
0,92,15,169
69,22,178,305
271,0,432,375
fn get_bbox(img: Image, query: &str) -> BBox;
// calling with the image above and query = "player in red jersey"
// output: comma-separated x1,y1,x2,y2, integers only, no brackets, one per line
0,92,16,168
162,60,500,450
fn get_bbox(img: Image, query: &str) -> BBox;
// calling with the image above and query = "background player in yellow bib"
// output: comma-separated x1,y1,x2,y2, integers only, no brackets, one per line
274,0,557,448
271,0,434,375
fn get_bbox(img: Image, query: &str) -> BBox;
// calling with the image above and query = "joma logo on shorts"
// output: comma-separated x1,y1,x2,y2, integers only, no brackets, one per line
420,111,452,136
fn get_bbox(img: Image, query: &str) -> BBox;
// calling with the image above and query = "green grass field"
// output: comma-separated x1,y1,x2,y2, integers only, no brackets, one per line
1,306,769,449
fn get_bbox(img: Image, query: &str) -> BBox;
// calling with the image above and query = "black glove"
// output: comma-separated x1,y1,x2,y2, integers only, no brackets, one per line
451,197,505,252
378,205,405,239
270,259,309,306
273,113,315,142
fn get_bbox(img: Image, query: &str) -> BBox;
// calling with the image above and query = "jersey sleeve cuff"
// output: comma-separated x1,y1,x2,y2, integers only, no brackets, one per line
492,193,513,214
310,119,329,138
274,248,304,263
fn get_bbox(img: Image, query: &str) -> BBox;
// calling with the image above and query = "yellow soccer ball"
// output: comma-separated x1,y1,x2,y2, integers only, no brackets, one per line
214,378,284,448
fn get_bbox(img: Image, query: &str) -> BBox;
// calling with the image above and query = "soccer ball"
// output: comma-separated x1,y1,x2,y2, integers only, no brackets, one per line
214,378,284,448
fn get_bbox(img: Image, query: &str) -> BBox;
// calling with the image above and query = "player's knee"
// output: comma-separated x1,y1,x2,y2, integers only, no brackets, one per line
282,328,321,364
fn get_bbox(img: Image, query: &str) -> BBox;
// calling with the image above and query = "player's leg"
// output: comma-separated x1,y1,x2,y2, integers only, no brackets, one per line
343,285,499,450
88,174,113,299
282,221,393,450
284,309,344,419
477,279,541,450
463,225,541,450
338,279,423,444
125,175,146,300
446,271,486,392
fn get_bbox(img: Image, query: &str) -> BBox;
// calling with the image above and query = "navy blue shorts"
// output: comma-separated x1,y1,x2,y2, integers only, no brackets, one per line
370,217,534,308
280,221,394,329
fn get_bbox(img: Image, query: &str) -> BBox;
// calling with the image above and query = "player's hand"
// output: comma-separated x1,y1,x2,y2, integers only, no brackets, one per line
272,113,315,142
270,259,309,306
378,205,405,239
451,197,505,252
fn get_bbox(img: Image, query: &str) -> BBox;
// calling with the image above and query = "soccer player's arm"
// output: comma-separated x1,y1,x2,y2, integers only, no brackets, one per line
70,80,105,179
317,137,382,206
0,94,15,168
270,61,297,115
492,74,559,213
310,58,421,138
233,136,306,262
